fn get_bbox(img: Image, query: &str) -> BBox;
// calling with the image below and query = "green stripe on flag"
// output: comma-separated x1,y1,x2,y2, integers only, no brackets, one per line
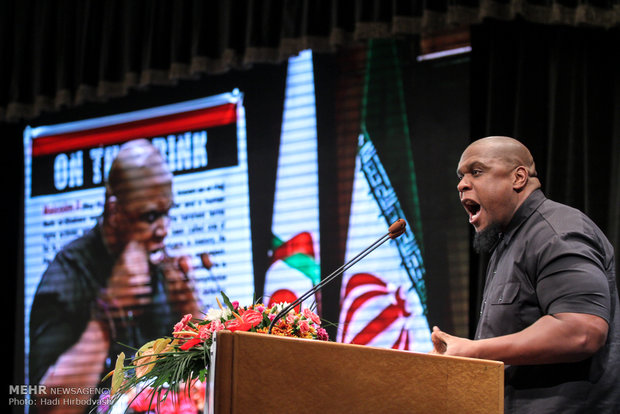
271,234,320,285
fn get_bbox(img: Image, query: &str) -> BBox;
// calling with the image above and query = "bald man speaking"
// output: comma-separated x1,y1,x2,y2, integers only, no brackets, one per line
29,139,201,413
431,137,619,413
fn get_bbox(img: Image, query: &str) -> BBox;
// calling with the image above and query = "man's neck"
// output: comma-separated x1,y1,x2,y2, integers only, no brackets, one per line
100,218,123,256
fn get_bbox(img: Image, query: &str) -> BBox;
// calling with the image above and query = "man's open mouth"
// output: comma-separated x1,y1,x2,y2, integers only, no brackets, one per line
462,199,481,223
149,248,166,264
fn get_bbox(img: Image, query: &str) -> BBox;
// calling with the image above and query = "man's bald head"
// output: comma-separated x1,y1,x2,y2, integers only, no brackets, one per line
107,139,172,205
462,136,538,179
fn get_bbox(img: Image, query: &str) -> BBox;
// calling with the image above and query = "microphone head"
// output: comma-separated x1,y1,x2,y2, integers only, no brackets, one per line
388,218,407,239
178,255,192,274
201,252,214,270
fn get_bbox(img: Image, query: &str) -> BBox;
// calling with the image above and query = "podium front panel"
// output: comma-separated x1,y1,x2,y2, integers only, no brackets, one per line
210,331,503,414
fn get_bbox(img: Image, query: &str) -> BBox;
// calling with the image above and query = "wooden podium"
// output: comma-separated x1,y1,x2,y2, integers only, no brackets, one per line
206,331,503,414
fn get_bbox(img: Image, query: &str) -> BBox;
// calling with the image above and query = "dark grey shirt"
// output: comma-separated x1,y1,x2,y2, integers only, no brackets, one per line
476,189,619,413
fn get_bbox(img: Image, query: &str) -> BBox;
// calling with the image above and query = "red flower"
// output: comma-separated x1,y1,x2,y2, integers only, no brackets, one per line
224,309,263,332
224,319,251,332
129,389,157,412
240,309,263,328
179,337,202,350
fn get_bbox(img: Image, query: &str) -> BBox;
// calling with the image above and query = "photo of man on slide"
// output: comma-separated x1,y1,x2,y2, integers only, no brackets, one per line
29,139,201,413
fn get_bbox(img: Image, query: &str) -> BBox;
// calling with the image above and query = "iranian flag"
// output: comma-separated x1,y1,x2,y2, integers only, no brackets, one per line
337,136,431,350
337,39,431,351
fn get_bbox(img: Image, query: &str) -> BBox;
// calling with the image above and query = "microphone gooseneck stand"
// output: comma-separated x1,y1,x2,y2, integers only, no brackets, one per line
267,218,407,334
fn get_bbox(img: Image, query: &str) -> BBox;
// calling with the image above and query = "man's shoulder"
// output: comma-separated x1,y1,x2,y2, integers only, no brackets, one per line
55,224,106,260
535,198,604,237
38,224,112,290
526,198,614,261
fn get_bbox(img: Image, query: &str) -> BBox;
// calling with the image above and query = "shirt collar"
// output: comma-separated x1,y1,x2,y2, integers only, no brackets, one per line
501,188,546,244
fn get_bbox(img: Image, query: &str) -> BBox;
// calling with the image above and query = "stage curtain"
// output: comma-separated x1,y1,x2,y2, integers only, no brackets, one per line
468,18,620,334
2,0,619,121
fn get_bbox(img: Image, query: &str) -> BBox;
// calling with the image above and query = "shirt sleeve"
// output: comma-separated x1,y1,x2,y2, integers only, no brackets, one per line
535,231,611,323
29,252,93,385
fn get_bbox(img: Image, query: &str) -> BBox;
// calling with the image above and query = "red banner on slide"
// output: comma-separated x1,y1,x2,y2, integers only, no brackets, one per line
32,103,237,157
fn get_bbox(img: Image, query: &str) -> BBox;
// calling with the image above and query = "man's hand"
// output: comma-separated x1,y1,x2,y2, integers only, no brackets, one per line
430,326,477,358
162,255,201,317
101,240,152,314
37,320,110,414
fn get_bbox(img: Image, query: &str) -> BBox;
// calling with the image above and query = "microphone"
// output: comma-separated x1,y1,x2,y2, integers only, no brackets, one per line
200,252,214,270
388,218,406,239
201,252,223,293
268,218,407,334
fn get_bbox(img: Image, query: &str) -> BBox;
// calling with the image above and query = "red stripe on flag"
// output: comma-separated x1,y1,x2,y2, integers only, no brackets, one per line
350,303,402,345
270,232,315,264
32,103,237,157
340,288,387,343
343,273,386,300
346,286,410,346
392,326,410,350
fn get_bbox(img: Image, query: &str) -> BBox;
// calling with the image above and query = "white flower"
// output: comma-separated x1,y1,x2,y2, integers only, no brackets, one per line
272,302,290,313
205,307,232,321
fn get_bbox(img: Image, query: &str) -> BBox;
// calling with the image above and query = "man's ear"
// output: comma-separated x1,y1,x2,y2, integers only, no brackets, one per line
513,166,528,191
105,195,121,229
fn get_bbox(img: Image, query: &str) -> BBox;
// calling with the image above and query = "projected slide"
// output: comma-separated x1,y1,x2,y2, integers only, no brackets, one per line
24,91,254,391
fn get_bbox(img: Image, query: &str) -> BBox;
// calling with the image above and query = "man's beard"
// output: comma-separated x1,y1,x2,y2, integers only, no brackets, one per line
473,223,502,253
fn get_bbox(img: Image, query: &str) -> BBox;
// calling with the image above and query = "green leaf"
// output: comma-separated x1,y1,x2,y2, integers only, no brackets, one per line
135,340,156,358
152,338,171,354
220,291,235,311
110,352,126,395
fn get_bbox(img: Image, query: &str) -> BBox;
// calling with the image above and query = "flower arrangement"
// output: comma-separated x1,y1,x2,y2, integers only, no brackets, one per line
104,293,328,413
118,381,206,414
